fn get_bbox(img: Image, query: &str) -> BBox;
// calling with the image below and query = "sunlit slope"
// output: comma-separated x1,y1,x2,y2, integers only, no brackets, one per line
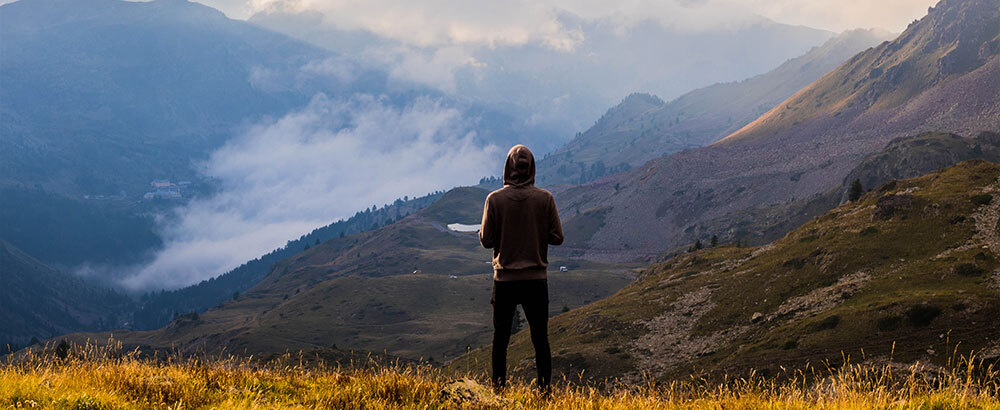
722,0,1000,143
457,160,1000,381
68,187,634,361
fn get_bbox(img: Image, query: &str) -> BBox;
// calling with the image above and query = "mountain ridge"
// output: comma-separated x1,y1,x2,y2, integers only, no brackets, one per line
550,0,1000,261
537,28,894,185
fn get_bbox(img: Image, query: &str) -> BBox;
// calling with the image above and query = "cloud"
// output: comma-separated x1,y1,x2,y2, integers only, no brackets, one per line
200,0,936,47
118,94,500,291
744,0,936,33
363,45,487,93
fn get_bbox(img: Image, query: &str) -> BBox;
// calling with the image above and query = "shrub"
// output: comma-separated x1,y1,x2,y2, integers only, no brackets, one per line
782,258,807,269
860,226,880,236
814,315,840,331
906,305,941,327
848,179,864,201
954,263,984,276
971,194,993,206
877,316,903,331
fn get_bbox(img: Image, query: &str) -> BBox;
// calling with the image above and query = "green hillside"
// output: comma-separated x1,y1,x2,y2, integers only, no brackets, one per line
453,160,1000,381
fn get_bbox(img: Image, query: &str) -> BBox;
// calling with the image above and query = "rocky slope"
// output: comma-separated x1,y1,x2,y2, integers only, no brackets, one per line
551,0,1000,261
538,29,894,185
455,160,1000,381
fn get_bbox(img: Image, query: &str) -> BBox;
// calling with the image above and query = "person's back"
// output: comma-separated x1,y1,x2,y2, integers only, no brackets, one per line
479,144,563,392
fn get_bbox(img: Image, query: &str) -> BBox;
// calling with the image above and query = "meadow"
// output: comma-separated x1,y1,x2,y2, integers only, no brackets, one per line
2,340,999,409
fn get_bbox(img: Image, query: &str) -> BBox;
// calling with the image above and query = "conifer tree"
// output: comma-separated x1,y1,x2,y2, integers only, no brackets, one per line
849,178,863,201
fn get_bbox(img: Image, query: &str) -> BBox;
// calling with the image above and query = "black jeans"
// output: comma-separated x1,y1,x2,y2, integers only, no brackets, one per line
491,279,550,390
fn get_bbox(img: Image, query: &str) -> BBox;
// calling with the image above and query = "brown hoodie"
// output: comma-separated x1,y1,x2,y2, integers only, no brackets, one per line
479,145,564,281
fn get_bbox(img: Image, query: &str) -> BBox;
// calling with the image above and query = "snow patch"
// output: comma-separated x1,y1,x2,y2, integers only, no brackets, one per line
447,223,480,232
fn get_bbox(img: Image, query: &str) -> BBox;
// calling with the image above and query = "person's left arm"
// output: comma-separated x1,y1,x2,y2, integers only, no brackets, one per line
547,194,564,246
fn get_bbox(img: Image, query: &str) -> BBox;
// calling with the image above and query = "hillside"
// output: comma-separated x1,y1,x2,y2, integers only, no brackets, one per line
0,240,132,350
537,29,894,185
455,160,1000,381
687,131,1000,249
68,187,635,361
131,190,444,330
550,0,1000,261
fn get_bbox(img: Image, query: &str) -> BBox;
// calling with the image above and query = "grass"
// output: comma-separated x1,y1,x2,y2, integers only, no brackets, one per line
4,340,1000,409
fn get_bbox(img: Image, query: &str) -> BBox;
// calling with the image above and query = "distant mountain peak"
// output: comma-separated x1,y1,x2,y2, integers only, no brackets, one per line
722,0,1000,143
619,92,665,107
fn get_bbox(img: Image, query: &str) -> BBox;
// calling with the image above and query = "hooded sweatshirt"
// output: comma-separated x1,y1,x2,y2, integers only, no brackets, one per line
480,145,564,281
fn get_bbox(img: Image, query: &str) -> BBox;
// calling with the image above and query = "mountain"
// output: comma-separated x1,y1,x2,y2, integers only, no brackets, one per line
251,7,836,150
0,240,133,350
0,0,549,278
549,0,1000,261
454,160,1000,381
0,183,161,269
537,29,895,185
68,187,635,361
723,0,1000,143
0,0,349,196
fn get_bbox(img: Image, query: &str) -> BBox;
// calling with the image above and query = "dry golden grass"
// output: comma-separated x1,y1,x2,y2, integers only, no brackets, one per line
2,340,999,409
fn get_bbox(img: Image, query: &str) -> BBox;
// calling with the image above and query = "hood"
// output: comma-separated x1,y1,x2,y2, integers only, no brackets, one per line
503,145,535,188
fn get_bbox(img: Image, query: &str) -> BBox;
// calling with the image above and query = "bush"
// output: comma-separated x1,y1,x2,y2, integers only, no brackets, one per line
906,305,941,327
971,194,993,206
877,316,902,331
954,263,984,276
860,226,880,236
813,315,840,331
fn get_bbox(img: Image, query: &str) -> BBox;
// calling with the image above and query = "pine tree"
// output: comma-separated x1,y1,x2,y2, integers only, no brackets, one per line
710,235,718,247
848,178,863,201
510,307,524,333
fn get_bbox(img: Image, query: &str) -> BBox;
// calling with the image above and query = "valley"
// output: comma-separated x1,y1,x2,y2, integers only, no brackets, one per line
3,0,1000,391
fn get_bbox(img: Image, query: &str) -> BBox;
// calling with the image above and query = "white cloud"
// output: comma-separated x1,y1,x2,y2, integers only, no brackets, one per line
363,45,487,93
118,94,499,291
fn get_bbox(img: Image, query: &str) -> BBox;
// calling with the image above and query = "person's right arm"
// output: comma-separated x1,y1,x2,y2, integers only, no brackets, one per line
479,195,496,249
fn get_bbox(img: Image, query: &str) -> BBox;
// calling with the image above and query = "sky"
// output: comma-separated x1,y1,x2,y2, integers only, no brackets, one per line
0,0,937,44
200,0,936,45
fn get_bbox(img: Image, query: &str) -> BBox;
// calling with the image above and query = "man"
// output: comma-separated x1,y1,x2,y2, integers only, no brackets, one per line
479,144,564,392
